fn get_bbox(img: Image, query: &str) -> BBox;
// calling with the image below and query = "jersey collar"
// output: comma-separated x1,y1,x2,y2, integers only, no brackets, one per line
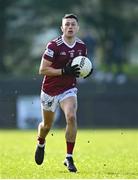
62,35,76,48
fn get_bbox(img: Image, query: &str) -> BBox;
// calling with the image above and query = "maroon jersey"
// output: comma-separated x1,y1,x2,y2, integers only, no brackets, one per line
41,35,87,96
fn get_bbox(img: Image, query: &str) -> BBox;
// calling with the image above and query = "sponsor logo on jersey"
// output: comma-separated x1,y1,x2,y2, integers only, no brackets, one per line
44,48,54,58
60,51,66,55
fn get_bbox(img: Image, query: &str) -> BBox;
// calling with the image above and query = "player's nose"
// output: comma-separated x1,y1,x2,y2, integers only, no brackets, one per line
69,24,73,28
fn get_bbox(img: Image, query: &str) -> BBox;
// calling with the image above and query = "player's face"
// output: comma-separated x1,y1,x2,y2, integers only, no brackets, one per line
61,18,79,38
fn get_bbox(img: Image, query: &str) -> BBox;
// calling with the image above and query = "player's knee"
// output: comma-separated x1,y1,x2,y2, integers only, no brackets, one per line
66,112,76,125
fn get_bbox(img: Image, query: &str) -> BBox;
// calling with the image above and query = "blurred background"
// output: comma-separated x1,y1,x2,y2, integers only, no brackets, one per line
0,0,138,129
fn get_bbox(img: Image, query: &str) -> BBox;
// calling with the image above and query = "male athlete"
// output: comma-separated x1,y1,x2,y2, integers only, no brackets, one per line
35,14,92,172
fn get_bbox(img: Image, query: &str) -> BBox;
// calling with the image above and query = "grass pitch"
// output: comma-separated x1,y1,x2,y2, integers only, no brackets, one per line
0,129,138,179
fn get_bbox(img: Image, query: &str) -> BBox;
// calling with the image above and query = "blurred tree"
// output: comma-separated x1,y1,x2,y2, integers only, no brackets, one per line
0,0,14,73
75,0,138,76
0,0,35,75
0,0,138,76
0,0,83,76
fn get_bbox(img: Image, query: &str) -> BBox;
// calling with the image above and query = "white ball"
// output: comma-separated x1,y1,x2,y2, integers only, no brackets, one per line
71,56,93,78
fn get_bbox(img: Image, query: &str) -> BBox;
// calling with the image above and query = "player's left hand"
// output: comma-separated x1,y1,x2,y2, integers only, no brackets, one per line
62,63,80,77
83,68,93,79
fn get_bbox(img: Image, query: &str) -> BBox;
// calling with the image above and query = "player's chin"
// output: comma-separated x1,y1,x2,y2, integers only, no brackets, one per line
66,32,75,37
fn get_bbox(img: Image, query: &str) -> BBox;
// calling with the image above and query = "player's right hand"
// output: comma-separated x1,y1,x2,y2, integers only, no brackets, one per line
62,63,80,77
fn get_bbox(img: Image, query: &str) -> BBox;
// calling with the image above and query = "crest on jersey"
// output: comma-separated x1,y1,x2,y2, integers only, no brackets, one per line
69,50,75,58
78,50,82,56
70,52,74,58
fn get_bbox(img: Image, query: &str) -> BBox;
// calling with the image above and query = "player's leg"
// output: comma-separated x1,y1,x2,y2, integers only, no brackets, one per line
35,109,54,165
38,109,55,141
35,90,57,165
60,96,78,172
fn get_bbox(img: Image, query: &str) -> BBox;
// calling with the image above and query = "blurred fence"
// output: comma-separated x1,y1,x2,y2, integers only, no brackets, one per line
0,77,138,128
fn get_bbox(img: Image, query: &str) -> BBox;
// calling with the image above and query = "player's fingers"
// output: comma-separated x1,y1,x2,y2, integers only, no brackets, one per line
75,70,80,75
72,64,79,68
74,67,80,71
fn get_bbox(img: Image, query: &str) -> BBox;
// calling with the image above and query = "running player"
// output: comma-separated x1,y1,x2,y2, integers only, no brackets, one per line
35,13,92,172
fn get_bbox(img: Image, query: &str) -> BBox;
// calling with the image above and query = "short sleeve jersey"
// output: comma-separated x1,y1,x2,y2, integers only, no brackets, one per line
41,35,87,96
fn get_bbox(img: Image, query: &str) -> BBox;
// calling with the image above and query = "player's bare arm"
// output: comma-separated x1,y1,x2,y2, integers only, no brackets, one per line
39,57,80,77
39,57,62,76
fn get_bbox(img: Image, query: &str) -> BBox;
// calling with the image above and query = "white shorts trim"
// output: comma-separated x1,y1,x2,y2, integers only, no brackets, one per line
41,87,78,112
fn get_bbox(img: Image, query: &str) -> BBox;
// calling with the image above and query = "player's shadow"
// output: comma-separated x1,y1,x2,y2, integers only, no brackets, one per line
107,171,138,177
58,170,80,174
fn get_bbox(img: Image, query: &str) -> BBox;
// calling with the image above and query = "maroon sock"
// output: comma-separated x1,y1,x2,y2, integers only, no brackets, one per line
66,141,75,154
37,136,45,145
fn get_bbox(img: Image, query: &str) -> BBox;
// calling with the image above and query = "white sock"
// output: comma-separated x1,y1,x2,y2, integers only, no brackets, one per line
66,153,72,158
38,143,45,148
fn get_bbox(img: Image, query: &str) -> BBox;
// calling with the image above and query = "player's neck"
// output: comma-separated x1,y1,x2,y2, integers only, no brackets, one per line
62,35,76,46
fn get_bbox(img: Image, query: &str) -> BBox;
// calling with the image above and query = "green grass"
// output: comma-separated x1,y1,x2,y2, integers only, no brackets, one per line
0,129,138,179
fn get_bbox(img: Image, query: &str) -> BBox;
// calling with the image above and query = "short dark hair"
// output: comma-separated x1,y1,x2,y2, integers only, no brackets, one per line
62,14,78,22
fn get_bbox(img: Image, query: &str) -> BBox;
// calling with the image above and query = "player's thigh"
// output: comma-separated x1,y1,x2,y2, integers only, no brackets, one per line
41,109,55,127
60,96,77,118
